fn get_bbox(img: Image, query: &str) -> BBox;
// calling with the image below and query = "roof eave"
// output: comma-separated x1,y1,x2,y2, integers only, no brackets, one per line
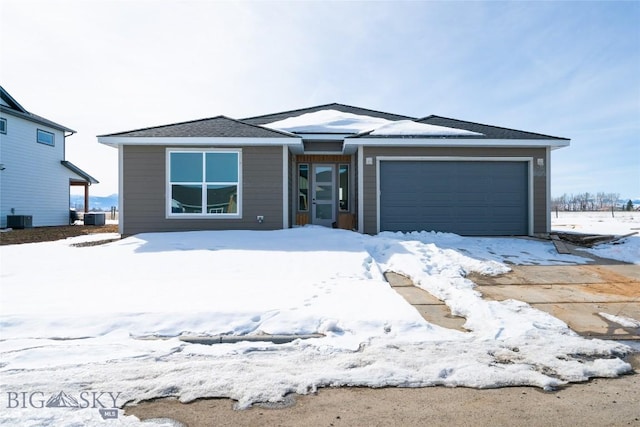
0,105,76,133
0,85,28,113
344,138,571,149
97,136,304,148
417,115,569,141
97,116,298,139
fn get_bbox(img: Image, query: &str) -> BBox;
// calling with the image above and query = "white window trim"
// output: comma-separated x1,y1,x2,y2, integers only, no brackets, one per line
165,148,242,219
0,117,6,134
375,156,534,236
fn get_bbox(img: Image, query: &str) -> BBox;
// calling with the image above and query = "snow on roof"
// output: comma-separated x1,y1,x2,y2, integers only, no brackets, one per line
263,109,393,134
368,120,484,137
262,109,485,137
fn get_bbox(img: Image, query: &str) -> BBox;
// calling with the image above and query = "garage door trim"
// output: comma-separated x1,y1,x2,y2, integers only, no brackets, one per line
376,156,534,235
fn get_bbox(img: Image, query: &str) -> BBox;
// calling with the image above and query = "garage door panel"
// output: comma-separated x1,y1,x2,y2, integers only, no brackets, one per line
380,161,528,236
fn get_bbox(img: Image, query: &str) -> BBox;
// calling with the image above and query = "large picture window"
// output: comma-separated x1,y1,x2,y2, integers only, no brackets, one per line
168,150,241,217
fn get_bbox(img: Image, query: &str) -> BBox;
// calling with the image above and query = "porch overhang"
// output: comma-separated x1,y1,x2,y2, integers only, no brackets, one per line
62,161,99,184
62,161,98,214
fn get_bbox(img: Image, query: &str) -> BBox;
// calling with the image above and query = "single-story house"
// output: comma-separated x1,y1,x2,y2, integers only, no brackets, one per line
1,85,98,228
97,103,569,237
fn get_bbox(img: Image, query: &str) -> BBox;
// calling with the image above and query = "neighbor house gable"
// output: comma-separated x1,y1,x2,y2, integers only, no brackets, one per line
0,86,28,112
0,86,75,134
0,86,96,228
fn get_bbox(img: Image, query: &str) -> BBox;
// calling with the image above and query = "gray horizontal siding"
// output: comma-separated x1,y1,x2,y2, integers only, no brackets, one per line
122,145,283,235
362,146,548,235
0,113,72,227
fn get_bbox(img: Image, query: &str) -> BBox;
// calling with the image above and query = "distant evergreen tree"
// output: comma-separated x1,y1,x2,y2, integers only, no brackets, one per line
626,200,634,211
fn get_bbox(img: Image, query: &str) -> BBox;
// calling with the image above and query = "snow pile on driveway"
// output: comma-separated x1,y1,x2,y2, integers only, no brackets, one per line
0,227,633,425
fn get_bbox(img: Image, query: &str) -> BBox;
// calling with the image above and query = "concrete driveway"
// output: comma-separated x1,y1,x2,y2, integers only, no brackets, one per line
387,252,640,340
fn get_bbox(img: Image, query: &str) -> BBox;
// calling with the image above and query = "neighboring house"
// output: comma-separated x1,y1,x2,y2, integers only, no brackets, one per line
0,86,98,228
98,103,569,237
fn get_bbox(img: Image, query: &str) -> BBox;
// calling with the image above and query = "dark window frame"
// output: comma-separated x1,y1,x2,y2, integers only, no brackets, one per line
339,163,349,212
36,129,55,146
298,163,310,212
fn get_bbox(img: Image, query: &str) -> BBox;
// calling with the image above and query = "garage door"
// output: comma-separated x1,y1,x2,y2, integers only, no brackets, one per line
379,160,529,236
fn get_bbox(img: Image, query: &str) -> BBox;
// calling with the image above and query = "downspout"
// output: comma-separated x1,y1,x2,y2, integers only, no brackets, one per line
64,131,79,215
63,130,76,159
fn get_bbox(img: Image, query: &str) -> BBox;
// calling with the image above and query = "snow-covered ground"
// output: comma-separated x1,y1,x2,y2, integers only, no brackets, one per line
0,216,638,425
552,211,639,264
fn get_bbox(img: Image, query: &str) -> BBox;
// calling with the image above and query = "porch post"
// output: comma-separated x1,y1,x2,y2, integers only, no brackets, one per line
84,183,90,213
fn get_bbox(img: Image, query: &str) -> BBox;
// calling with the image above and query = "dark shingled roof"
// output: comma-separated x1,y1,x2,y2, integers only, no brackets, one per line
98,116,297,138
416,115,569,140
0,85,76,133
242,103,416,125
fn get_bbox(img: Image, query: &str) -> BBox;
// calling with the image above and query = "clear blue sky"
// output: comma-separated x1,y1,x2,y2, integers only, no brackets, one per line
1,1,638,199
